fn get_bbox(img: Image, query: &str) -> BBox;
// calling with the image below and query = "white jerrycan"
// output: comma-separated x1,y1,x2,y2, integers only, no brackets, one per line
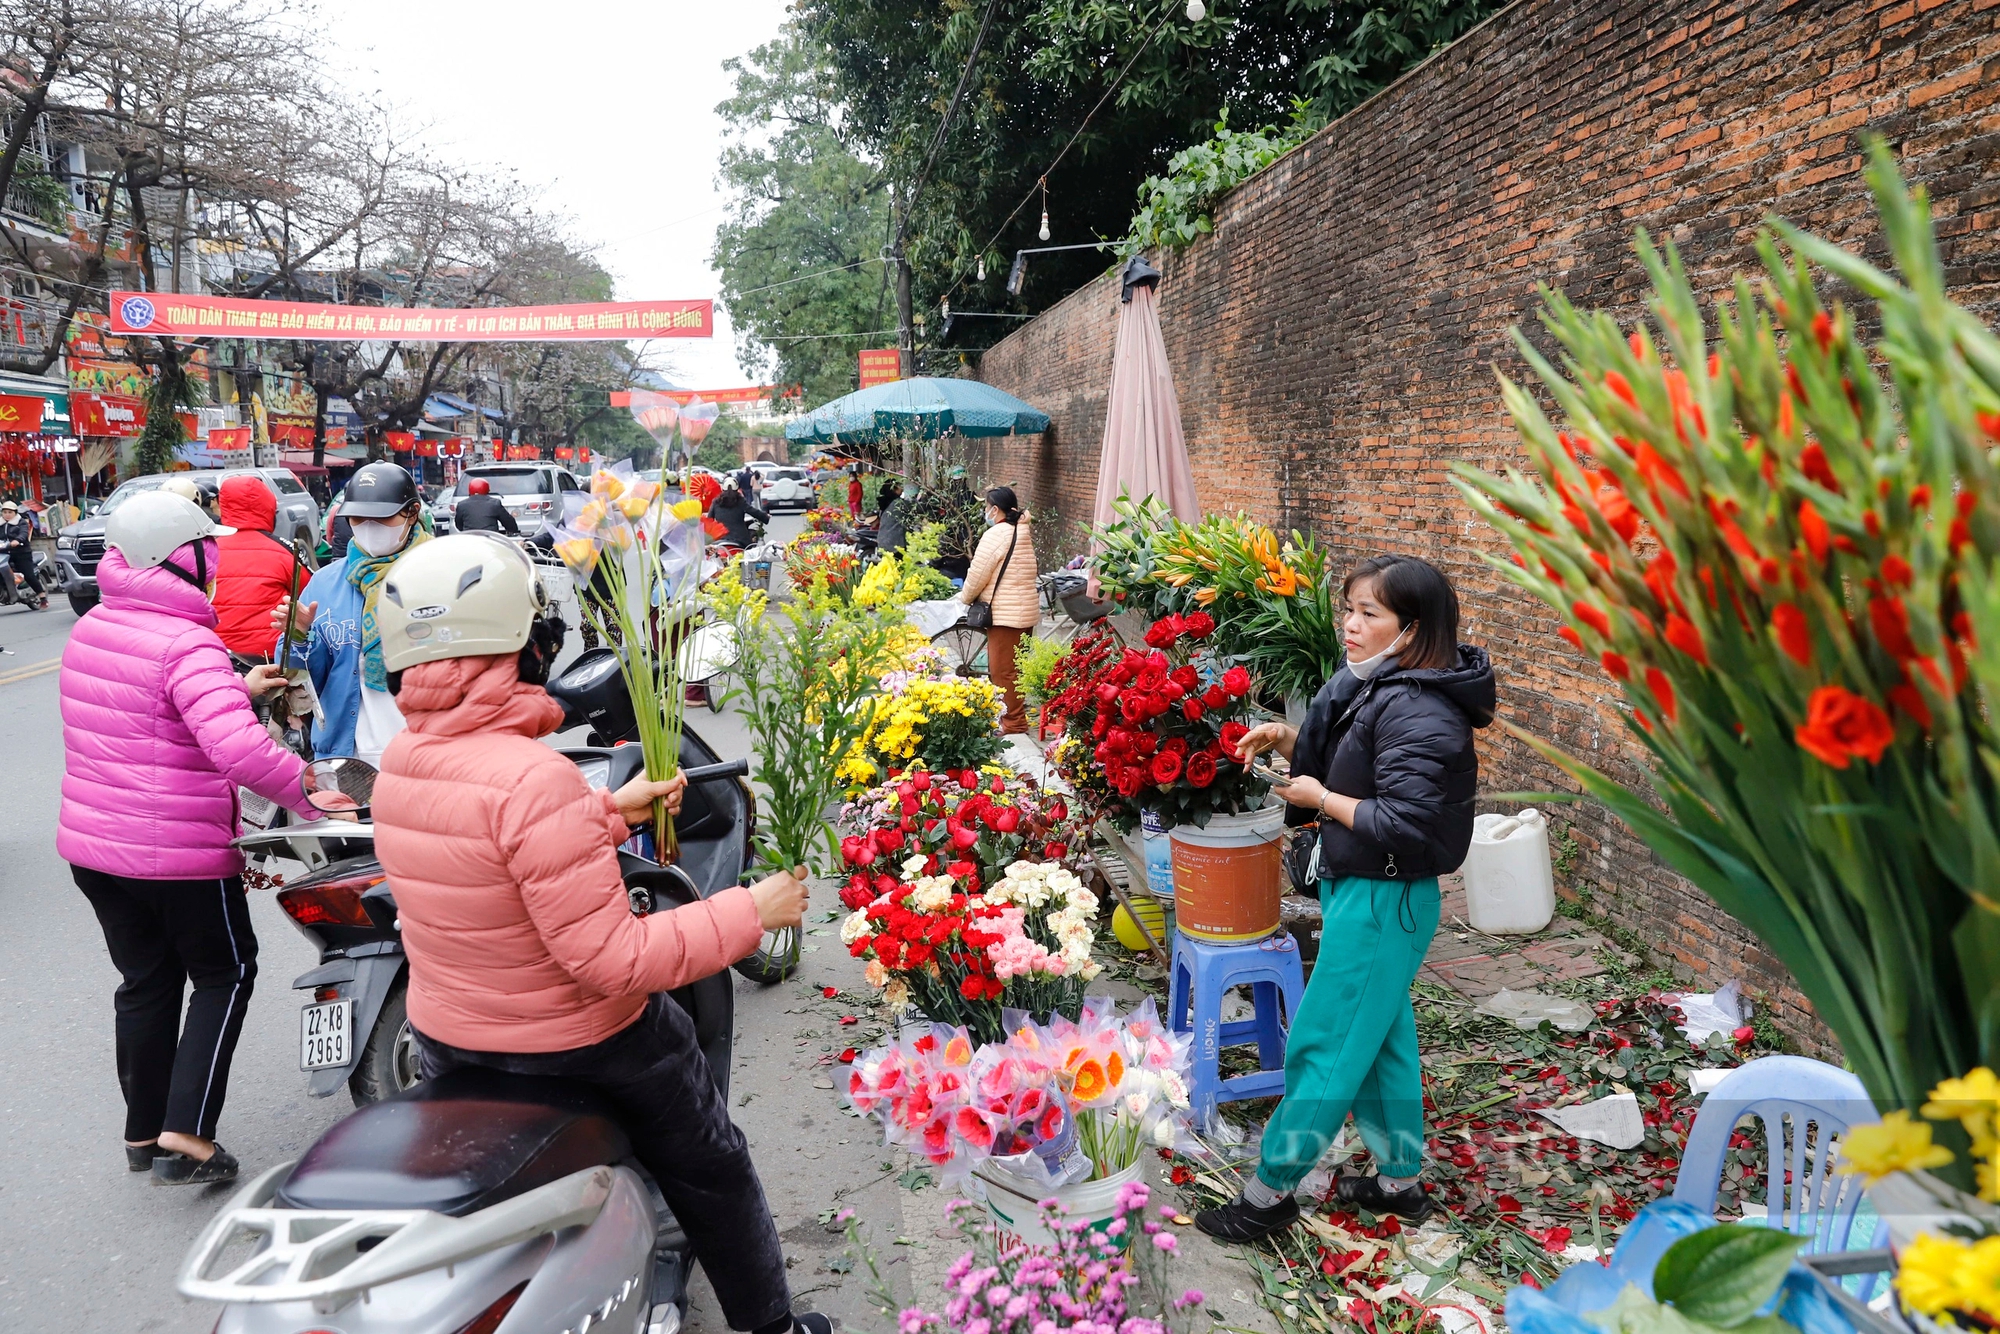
1463,807,1556,934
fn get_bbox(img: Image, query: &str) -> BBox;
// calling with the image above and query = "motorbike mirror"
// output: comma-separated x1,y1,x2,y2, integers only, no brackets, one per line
304,756,378,809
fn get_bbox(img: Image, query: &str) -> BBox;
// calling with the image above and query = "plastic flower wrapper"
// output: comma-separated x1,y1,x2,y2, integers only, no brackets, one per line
590,466,628,503
550,525,603,580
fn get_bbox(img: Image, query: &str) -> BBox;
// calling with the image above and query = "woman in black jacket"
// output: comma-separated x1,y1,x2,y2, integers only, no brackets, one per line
1197,555,1495,1242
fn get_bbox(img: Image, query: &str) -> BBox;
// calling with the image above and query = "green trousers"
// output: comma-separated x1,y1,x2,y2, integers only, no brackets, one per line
1255,874,1440,1191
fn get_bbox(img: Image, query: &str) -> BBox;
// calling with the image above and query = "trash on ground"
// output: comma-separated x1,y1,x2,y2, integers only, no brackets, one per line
1474,987,1597,1033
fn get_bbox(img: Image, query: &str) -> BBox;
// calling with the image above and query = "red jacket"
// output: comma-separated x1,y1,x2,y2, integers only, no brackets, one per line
212,476,302,657
373,654,763,1052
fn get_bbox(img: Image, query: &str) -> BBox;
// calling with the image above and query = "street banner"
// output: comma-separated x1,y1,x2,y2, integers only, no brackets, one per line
108,291,714,341
610,384,796,407
71,391,146,437
326,427,348,447
0,393,46,433
859,348,901,388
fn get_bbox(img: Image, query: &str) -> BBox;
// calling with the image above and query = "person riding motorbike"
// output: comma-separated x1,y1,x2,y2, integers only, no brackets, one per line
57,491,328,1185
709,478,766,550
452,475,519,535
212,476,303,658
272,461,429,766
0,499,46,608
366,533,829,1334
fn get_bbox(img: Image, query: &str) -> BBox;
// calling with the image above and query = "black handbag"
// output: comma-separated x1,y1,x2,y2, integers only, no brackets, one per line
1284,822,1322,893
965,524,1019,631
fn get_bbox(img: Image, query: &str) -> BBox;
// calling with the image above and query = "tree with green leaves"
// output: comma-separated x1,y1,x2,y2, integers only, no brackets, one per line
712,25,893,406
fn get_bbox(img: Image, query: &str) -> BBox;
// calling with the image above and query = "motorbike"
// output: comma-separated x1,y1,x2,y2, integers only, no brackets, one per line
0,546,52,610
235,646,784,1110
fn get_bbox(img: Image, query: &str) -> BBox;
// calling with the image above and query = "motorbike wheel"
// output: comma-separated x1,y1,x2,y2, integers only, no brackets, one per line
347,978,422,1106
730,927,800,985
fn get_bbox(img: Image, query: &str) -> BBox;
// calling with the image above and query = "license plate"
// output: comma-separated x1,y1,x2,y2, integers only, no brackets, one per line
239,788,277,830
300,1000,352,1070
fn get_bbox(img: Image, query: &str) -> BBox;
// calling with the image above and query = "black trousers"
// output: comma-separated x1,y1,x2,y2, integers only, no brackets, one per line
7,546,41,595
413,994,791,1331
72,866,259,1141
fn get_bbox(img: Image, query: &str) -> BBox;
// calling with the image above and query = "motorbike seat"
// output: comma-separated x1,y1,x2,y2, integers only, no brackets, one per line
275,1068,633,1217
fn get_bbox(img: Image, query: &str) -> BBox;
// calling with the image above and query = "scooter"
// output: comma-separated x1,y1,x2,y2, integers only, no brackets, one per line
0,550,51,610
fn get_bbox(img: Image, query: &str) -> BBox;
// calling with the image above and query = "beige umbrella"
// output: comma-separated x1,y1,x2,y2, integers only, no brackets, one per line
1093,256,1199,527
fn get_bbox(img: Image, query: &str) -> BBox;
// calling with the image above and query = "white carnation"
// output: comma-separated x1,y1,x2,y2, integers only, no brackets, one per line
841,910,871,944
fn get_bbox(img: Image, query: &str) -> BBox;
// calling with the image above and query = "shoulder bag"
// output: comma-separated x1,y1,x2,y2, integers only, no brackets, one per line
965,523,1019,631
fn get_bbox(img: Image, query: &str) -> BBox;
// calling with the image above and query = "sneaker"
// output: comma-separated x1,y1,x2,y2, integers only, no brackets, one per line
1334,1174,1436,1223
152,1144,240,1186
1194,1191,1300,1242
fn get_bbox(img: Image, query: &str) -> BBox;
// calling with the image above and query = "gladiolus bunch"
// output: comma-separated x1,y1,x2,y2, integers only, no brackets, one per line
1452,141,2000,1144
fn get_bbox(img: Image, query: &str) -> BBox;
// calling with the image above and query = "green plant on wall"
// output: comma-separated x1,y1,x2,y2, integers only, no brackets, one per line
12,162,69,231
1123,108,1319,256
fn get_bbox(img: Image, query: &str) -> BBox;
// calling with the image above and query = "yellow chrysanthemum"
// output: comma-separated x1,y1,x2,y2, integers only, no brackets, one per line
1926,1068,2000,1151
1896,1233,1977,1318
1838,1110,1955,1182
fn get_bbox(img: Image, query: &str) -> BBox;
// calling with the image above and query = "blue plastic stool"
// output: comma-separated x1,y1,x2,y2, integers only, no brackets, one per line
1167,930,1305,1124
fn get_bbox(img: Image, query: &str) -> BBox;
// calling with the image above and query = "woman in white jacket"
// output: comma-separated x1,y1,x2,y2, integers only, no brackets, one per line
958,486,1039,734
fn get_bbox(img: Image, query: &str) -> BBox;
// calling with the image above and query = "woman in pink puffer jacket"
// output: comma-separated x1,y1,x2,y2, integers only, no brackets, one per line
59,493,323,1188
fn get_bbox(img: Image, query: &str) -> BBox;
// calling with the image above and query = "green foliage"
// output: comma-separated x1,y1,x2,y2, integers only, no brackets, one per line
712,25,892,406
131,359,206,477
1125,109,1318,255
12,161,69,231
1015,634,1067,704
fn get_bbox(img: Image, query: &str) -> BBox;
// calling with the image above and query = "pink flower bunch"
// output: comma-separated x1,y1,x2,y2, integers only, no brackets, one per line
892,1183,1206,1334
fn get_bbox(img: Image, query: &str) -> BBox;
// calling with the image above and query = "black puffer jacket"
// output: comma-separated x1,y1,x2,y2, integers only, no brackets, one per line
1286,644,1497,882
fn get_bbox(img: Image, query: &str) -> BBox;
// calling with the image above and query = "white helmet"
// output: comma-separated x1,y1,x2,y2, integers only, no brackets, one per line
104,490,235,570
377,533,562,678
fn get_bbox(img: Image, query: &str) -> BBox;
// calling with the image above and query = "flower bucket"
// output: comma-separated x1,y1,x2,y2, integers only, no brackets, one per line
1140,809,1175,900
1170,804,1287,942
970,1157,1144,1249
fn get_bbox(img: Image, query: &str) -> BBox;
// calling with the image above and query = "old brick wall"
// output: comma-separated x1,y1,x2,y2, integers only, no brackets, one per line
971,0,2000,1049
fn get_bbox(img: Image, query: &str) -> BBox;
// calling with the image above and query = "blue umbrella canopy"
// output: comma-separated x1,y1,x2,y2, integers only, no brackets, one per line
785,376,1051,445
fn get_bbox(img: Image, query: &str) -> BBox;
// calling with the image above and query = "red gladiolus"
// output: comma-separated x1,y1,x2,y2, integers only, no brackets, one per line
1664,614,1709,665
1635,442,1690,500
1221,665,1253,697
1864,510,1882,538
1596,481,1641,543
1883,554,1914,589
1799,500,1830,562
1888,683,1933,732
1603,369,1637,408
1794,685,1894,768
1559,626,1584,651
1869,597,1919,659
1572,601,1611,638
1601,652,1631,681
1812,310,1835,353
1186,752,1219,788
1772,603,1812,666
1151,751,1183,785
1646,667,1678,723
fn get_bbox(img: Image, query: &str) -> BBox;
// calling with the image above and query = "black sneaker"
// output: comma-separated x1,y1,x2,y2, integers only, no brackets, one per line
1194,1191,1300,1242
1334,1174,1436,1223
152,1145,240,1186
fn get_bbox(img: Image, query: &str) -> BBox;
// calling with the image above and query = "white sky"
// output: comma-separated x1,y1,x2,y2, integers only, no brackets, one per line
319,0,792,391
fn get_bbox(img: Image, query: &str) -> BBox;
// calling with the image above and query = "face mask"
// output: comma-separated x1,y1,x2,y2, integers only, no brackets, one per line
350,519,408,557
1344,623,1414,683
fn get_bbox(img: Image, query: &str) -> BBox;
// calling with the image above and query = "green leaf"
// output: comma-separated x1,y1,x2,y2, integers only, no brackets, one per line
1652,1225,1802,1327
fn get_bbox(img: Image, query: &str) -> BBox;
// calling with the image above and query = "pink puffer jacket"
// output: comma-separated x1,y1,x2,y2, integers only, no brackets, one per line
59,543,320,880
373,654,763,1053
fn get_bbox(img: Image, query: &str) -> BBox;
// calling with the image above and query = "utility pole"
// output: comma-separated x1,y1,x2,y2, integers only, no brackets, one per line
893,190,914,379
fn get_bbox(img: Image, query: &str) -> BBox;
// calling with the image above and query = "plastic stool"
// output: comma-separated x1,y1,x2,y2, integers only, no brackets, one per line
1167,931,1305,1124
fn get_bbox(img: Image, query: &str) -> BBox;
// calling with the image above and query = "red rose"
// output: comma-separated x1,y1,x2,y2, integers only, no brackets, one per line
1151,750,1183,784
851,845,876,867
839,882,873,909
1201,684,1227,709
1043,841,1069,860
1170,665,1200,691
1113,766,1148,798
840,835,864,864
1185,752,1218,788
1048,801,1067,821
1160,735,1189,756
875,827,905,853
951,826,979,849
959,769,979,789
912,771,932,791
992,807,1020,833
1132,732,1159,757
1182,700,1204,722
1144,617,1182,649
1183,611,1216,639
1222,665,1253,697
1219,720,1250,758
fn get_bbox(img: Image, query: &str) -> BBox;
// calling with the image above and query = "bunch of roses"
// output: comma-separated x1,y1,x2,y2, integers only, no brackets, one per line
841,856,1098,1040
1045,614,1268,828
835,766,1076,903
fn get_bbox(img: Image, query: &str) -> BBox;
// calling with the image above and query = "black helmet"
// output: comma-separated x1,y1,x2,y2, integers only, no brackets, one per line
342,460,419,519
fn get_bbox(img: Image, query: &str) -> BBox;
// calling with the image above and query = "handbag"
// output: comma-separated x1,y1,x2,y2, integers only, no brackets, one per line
965,523,1019,631
1284,822,1322,893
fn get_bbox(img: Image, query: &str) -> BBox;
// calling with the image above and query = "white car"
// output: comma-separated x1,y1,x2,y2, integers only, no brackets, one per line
753,465,817,511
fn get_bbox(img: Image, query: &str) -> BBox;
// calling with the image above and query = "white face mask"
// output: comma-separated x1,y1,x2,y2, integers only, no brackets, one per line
1344,623,1414,683
350,518,408,557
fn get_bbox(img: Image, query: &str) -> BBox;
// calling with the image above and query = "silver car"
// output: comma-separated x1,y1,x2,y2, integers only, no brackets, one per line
438,463,584,536
55,468,321,616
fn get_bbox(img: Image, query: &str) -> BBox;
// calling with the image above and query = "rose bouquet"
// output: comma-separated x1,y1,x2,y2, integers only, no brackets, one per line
835,765,1077,898
1044,615,1270,830
841,671,1007,783
841,858,1100,1040
845,997,1192,1182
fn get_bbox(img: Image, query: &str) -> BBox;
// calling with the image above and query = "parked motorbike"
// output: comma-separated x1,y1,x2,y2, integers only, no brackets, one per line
235,652,767,1108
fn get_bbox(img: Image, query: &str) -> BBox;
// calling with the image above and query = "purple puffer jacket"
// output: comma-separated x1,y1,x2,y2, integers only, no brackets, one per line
59,542,320,879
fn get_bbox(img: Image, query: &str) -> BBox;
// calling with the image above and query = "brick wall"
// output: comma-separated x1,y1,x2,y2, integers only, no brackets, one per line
971,0,2000,1050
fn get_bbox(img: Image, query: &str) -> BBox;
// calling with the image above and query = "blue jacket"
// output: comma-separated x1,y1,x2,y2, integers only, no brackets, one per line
281,552,371,758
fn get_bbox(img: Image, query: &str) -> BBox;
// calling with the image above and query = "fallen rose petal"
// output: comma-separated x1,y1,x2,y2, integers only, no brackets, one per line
839,1048,857,1062
840,1015,859,1025
822,987,840,998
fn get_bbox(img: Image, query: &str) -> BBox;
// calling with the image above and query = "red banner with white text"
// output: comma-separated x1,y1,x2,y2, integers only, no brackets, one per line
108,291,713,341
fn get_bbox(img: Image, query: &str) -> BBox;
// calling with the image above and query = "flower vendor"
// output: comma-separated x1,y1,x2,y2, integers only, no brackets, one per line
1198,554,1495,1241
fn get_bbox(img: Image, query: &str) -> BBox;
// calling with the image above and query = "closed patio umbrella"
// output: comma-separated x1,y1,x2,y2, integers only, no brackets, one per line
1094,256,1198,526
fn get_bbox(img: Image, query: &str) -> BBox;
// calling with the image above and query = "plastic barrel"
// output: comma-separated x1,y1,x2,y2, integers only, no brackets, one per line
1168,805,1287,942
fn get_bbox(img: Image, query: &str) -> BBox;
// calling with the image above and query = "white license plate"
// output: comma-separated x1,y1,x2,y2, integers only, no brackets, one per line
300,1000,352,1070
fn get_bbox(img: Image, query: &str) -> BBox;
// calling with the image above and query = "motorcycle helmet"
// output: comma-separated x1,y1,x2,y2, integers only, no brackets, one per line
376,533,566,689
104,491,235,589
341,460,420,519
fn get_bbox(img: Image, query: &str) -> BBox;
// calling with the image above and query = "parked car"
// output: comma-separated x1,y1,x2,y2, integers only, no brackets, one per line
752,464,817,511
436,462,583,536
56,468,320,617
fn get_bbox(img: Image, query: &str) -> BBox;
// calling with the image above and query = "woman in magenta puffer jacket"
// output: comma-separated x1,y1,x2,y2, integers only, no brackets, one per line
58,490,324,1187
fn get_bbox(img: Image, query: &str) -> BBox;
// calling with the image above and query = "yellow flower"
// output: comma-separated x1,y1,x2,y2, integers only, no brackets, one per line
1897,1233,1978,1318
577,498,610,532
590,471,627,502
554,536,601,577
1838,1110,1955,1182
1925,1068,2000,1149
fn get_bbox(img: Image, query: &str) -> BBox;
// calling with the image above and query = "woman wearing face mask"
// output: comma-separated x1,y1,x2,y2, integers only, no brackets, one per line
273,461,430,766
1197,555,1495,1242
957,485,1040,734
58,492,330,1184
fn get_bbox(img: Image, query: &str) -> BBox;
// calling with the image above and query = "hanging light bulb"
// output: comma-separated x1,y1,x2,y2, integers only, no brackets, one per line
941,297,950,319
1186,0,1205,19
1039,209,1051,242
976,256,986,282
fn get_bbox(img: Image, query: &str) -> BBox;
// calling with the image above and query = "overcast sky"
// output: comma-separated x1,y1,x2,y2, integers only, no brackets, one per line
320,0,791,391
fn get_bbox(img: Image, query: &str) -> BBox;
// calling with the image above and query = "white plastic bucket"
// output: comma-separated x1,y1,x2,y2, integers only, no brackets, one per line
1140,809,1175,900
1464,808,1556,935
970,1157,1144,1248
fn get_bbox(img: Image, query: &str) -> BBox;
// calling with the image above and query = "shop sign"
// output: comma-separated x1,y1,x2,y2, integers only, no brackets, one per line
859,349,901,388
110,291,714,341
0,393,46,433
325,427,348,447
71,391,147,437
